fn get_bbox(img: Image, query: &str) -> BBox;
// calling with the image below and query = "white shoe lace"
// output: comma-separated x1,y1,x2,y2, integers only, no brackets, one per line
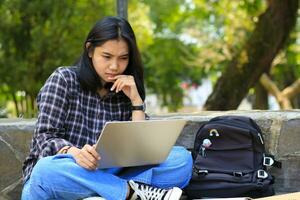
129,180,168,200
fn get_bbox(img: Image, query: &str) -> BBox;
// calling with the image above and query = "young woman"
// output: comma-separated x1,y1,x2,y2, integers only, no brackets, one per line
21,16,192,200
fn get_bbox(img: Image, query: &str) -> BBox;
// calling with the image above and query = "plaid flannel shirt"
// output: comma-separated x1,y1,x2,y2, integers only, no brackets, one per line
22,66,132,183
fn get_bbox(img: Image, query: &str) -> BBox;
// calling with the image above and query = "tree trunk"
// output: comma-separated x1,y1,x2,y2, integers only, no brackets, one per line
204,0,298,110
30,94,37,117
253,82,269,109
280,64,300,108
25,94,31,118
259,73,300,109
11,92,20,117
20,93,25,117
292,93,300,109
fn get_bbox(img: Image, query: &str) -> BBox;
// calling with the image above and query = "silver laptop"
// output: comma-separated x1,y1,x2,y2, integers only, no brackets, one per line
95,119,186,169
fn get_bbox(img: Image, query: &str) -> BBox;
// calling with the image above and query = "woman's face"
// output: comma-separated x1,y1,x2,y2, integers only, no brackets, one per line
89,39,129,83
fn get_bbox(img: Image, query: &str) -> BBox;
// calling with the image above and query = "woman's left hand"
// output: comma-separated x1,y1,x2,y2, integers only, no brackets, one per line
109,75,142,104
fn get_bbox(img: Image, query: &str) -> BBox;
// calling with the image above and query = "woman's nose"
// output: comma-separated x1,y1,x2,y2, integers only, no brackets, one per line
109,59,118,70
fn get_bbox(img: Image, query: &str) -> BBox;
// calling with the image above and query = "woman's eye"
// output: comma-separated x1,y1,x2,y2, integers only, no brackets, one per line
102,55,110,59
120,57,128,60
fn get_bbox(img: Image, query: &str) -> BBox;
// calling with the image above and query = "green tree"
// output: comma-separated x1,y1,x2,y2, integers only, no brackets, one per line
271,20,300,108
143,38,201,111
130,0,204,111
131,0,270,111
2,0,299,116
204,0,299,110
0,0,114,117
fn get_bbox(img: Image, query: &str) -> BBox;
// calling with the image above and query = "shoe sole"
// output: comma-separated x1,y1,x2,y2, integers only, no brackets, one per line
167,187,182,200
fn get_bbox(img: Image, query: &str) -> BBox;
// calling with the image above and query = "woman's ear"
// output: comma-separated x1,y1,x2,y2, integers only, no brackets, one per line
85,42,93,58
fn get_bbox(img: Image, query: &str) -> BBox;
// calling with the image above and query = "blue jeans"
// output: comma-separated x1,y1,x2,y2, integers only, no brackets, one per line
21,146,193,200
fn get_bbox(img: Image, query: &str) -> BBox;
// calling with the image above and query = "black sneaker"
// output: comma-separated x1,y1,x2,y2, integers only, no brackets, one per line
128,180,182,200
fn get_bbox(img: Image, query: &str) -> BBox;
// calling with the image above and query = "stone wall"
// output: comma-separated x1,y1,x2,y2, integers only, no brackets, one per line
0,111,299,199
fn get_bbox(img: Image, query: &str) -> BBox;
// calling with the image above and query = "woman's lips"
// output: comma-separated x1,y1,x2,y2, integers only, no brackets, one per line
106,73,117,79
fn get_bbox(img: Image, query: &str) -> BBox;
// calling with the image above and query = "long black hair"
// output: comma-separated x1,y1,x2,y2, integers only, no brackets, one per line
76,16,145,101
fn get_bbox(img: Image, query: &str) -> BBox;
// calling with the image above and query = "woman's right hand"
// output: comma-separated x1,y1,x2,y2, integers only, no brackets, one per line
68,144,101,170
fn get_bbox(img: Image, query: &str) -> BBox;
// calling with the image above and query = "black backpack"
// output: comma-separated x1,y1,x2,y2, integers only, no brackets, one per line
184,115,281,199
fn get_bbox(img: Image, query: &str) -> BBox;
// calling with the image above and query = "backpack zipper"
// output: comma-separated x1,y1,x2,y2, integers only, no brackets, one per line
193,167,254,176
199,146,206,157
200,122,265,145
200,144,253,151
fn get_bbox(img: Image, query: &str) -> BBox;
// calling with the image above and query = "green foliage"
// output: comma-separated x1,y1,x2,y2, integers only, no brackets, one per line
129,0,206,111
271,14,300,90
182,0,266,72
0,0,114,117
140,0,186,33
128,0,154,50
1,0,299,115
143,38,201,111
134,0,267,110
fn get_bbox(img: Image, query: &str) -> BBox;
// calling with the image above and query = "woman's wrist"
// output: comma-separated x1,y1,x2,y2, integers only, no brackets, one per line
131,97,143,106
59,146,72,154
68,146,82,157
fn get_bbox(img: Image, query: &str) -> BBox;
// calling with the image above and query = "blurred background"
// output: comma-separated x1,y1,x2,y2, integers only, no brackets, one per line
0,0,299,118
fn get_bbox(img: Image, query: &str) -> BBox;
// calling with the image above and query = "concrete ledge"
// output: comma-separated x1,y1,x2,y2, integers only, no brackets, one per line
0,110,299,199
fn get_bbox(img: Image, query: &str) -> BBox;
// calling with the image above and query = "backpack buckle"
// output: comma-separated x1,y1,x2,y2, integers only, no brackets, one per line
233,172,243,177
263,156,274,166
197,170,208,175
257,170,268,179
